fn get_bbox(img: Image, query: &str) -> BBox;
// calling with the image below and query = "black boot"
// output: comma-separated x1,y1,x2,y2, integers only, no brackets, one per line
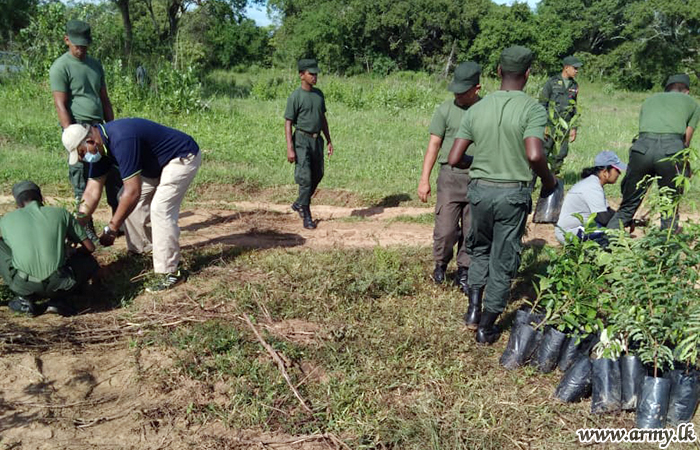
463,286,482,330
476,311,501,345
455,266,469,293
291,202,304,219
432,264,447,284
301,205,316,229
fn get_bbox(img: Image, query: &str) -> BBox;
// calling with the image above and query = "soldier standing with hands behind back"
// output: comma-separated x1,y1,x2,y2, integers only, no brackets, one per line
285,58,334,230
417,62,481,290
49,20,122,241
448,46,557,345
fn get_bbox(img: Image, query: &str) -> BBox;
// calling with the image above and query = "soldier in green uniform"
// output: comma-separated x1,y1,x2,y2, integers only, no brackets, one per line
539,56,582,174
417,62,481,290
49,20,122,241
608,74,700,231
448,46,557,344
284,58,334,229
0,181,98,316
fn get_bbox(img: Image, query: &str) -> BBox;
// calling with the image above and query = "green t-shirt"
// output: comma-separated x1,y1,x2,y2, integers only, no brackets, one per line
0,202,87,281
429,98,474,173
638,92,700,135
457,90,547,182
49,52,106,123
284,87,326,134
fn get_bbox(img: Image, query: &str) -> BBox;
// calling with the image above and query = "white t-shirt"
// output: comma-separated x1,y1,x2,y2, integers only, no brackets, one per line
555,175,607,244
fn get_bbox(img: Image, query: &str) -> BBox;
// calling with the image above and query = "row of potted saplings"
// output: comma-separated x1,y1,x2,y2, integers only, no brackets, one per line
500,306,700,429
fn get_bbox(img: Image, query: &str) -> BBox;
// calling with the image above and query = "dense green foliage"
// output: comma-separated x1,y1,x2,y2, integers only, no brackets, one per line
3,0,700,90
272,0,700,89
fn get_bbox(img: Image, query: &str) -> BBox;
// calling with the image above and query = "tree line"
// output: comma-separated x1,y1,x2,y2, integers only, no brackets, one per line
2,0,699,90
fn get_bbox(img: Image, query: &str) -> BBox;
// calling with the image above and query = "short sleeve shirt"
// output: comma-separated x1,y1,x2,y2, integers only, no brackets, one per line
457,90,546,182
429,98,473,174
284,87,326,133
555,175,607,243
638,92,700,135
89,118,199,180
0,202,86,281
49,52,106,123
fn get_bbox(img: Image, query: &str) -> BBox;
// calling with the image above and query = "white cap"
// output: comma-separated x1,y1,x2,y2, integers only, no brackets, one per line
62,124,90,165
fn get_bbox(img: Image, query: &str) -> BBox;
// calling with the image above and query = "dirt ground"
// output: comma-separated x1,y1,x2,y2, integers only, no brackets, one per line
0,200,591,450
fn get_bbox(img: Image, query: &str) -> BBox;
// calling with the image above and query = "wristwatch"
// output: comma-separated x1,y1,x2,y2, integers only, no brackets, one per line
103,225,118,237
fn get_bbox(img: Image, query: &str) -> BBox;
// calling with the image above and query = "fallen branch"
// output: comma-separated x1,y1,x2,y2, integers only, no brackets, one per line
242,313,313,414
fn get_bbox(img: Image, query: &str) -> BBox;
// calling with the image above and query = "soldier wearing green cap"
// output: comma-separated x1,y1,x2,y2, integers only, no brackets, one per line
417,61,481,290
608,73,700,231
50,20,121,242
539,55,583,173
284,58,334,229
0,181,98,316
448,46,557,345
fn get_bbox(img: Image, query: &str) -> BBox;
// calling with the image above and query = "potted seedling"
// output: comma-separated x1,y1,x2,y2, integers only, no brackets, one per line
529,216,608,375
590,327,624,414
668,293,700,425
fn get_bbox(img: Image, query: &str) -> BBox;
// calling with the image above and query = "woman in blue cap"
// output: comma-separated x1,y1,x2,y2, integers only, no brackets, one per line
555,151,627,246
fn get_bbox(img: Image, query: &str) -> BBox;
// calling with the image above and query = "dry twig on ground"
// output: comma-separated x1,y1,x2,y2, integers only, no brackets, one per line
241,313,313,415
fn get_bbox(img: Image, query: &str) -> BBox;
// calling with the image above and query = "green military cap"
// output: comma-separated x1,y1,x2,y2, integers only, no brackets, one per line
562,56,583,68
448,61,481,93
500,46,533,74
665,73,690,89
12,180,41,202
298,58,320,74
66,20,92,46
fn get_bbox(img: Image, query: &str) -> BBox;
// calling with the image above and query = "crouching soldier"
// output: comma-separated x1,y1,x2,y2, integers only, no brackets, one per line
0,181,99,315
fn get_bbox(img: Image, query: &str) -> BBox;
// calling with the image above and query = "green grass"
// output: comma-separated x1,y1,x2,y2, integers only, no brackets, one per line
131,245,668,449
2,69,691,211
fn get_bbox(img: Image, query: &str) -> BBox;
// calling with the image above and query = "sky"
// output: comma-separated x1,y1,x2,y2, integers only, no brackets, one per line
244,0,539,27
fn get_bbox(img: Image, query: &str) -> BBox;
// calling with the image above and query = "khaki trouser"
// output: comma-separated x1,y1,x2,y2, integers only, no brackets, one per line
433,164,471,268
124,152,201,274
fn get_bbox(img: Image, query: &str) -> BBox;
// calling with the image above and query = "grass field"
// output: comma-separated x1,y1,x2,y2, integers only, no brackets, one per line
0,69,697,449
0,69,665,207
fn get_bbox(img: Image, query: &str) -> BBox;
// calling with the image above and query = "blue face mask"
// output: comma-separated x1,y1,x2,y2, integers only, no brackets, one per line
83,150,102,164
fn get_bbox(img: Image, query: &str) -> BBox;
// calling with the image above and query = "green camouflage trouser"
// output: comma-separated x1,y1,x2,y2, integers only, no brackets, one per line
608,133,686,230
293,131,324,206
466,180,531,314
